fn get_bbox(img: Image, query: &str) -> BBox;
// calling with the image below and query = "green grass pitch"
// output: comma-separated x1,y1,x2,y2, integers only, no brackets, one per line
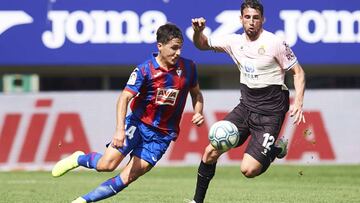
0,165,359,203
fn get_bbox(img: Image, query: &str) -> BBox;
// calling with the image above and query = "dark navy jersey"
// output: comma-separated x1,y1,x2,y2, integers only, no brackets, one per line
239,83,289,115
124,53,198,136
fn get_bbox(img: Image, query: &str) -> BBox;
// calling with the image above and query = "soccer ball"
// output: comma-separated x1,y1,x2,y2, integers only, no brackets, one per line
208,120,240,151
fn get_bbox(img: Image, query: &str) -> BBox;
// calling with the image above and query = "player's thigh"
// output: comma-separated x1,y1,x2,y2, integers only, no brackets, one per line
131,128,173,166
99,116,142,170
224,103,251,147
246,113,285,167
120,155,152,184
97,146,125,170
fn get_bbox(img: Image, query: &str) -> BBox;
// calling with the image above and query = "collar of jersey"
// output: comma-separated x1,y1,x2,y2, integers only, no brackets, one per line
151,52,178,71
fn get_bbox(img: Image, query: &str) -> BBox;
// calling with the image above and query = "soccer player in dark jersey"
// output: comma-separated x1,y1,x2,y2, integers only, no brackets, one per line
52,23,205,203
189,0,305,202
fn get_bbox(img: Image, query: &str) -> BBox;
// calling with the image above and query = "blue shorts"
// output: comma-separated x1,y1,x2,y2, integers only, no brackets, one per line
109,115,175,166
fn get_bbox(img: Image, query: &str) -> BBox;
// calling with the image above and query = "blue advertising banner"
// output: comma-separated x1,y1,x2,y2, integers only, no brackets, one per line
0,0,359,65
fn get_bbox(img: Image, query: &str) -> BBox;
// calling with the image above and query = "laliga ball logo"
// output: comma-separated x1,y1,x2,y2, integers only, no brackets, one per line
208,120,240,151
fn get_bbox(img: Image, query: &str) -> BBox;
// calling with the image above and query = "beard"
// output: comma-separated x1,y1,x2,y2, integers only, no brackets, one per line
246,29,258,38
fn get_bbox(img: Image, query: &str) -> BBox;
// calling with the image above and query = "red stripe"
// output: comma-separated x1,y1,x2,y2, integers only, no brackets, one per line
144,62,161,124
35,99,52,107
124,87,137,95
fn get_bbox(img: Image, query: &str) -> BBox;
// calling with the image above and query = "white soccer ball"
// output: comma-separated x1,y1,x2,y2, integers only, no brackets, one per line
208,120,240,151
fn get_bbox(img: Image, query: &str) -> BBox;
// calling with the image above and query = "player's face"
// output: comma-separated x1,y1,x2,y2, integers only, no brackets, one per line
157,38,183,67
240,7,264,40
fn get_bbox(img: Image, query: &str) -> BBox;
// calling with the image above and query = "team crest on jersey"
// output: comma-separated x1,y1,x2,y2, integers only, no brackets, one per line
258,45,266,55
176,68,182,76
155,88,179,106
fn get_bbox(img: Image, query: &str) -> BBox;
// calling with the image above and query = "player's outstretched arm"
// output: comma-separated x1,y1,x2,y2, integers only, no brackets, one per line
290,63,306,125
190,83,204,126
192,17,212,50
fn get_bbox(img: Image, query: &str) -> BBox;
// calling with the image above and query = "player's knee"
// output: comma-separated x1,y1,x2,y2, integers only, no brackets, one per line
240,165,261,178
96,161,118,172
203,144,221,164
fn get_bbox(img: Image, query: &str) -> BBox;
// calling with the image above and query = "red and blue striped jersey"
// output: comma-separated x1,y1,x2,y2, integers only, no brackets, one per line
124,53,198,136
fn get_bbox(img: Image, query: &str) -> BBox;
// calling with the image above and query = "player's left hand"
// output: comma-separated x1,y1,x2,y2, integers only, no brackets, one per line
111,129,126,148
290,104,305,125
192,112,204,126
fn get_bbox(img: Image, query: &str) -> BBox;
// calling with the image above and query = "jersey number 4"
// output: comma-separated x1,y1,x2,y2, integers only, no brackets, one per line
126,125,137,140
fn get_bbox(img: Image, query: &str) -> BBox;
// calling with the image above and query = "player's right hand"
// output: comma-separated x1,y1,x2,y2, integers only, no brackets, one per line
111,129,126,148
192,17,206,32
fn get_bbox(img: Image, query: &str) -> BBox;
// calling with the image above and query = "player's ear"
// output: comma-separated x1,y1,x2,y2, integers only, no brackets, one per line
239,15,243,24
157,42,162,51
263,17,266,24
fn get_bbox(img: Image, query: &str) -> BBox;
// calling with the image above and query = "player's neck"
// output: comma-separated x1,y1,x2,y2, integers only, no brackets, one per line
155,56,172,70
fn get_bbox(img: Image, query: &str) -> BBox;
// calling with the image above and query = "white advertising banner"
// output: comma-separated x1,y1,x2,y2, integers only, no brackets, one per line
0,90,359,170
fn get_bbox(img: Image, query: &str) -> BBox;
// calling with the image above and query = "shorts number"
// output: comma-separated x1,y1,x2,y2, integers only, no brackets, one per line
262,133,275,150
126,125,137,140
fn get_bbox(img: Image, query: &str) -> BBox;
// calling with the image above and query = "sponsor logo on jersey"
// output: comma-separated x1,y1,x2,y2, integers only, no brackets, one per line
283,41,296,61
155,88,179,106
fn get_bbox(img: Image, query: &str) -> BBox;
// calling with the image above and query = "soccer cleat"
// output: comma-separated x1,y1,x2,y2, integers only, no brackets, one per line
275,137,288,159
71,197,87,203
52,151,84,177
184,200,196,203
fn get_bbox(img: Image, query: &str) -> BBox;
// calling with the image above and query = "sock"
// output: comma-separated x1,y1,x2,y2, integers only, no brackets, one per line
77,152,102,169
193,161,217,203
82,175,127,202
270,146,282,162
260,146,282,174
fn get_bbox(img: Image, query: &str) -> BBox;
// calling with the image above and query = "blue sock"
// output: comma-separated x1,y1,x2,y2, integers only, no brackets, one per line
82,175,127,202
77,152,102,169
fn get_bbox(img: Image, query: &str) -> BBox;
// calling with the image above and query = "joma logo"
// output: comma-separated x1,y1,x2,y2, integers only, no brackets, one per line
0,11,33,36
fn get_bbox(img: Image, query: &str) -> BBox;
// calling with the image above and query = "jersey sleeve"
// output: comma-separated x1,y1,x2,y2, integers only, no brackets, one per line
124,66,145,95
208,34,235,53
275,40,298,71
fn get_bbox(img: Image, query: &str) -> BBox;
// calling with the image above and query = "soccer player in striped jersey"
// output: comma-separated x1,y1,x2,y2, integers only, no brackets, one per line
52,23,205,203
189,0,305,202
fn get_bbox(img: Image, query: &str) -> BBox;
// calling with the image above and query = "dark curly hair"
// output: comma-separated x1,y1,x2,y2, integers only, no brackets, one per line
156,23,183,44
241,0,264,17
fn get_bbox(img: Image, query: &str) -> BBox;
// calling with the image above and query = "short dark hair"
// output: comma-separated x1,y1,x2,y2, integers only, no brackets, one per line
156,23,183,44
241,0,264,17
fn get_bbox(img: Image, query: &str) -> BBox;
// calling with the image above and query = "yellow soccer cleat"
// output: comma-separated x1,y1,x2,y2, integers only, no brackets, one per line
71,197,87,203
52,151,85,177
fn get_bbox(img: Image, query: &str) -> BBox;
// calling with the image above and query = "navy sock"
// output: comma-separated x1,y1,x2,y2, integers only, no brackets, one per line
77,152,102,169
270,146,282,162
260,146,282,174
82,175,127,202
193,161,217,203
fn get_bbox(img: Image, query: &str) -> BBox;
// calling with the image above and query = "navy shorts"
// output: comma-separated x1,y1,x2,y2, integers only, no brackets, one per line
108,115,175,166
224,103,286,166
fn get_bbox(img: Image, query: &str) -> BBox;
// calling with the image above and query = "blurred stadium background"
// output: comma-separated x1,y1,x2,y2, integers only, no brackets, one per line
1,0,360,202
